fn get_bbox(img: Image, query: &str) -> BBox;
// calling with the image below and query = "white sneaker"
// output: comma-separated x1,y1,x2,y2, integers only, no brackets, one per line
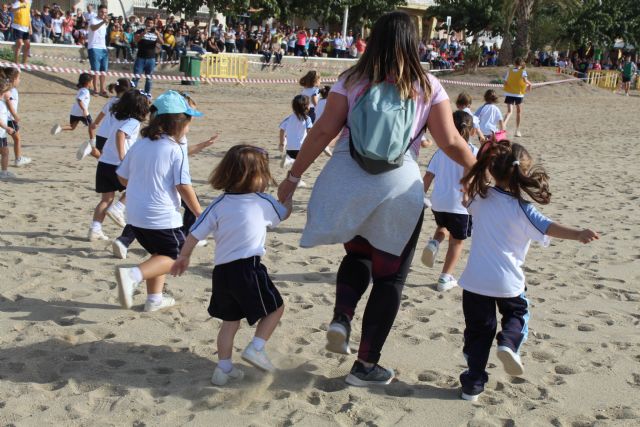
515,130,522,137
115,267,141,309
196,239,209,248
0,170,17,179
14,156,31,167
106,206,127,228
112,239,128,259
241,343,275,372
144,295,176,312
497,346,525,376
437,275,458,292
51,124,62,135
88,228,109,242
211,366,245,386
421,239,439,267
76,140,93,160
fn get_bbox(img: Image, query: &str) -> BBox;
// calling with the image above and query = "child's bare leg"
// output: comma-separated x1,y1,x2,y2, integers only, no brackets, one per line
10,131,21,160
138,255,174,293
442,236,464,276
93,192,115,222
218,320,241,360
433,226,447,244
62,122,79,132
504,104,513,127
255,304,284,341
515,104,522,129
1,146,8,171
88,125,96,140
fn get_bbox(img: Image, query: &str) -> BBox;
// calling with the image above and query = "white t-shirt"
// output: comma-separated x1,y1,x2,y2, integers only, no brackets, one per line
504,68,528,98
87,17,107,50
426,142,479,214
7,88,18,121
70,88,91,117
475,103,503,135
190,193,287,266
52,17,63,34
462,107,480,130
301,86,319,106
316,98,327,121
99,118,140,166
97,97,118,137
117,135,191,230
0,100,8,138
83,11,96,22
459,187,553,298
279,113,312,151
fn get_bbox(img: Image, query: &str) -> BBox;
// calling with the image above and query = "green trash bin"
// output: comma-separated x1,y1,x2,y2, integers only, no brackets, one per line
182,56,202,86
179,54,189,73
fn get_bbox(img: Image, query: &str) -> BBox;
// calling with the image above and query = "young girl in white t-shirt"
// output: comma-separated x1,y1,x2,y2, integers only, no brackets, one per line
51,73,97,160
171,144,292,386
422,111,479,292
456,140,599,401
3,67,31,167
299,70,320,122
88,90,150,242
475,89,504,140
115,91,203,313
279,94,312,177
0,78,17,179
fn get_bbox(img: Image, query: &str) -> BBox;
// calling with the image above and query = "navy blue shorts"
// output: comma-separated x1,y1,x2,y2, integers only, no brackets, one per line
12,28,29,41
0,137,7,148
95,161,126,193
432,210,472,240
70,115,92,126
130,226,185,259
504,96,523,105
95,135,107,152
8,120,19,132
209,256,283,325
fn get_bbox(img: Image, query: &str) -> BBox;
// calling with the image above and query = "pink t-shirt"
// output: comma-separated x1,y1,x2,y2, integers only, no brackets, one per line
331,74,449,152
296,31,307,46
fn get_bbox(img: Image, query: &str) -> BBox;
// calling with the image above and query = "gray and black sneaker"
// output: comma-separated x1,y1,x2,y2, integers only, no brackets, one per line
345,361,395,386
326,313,352,354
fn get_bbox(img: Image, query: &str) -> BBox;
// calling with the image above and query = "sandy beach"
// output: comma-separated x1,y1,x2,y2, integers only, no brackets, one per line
0,68,639,426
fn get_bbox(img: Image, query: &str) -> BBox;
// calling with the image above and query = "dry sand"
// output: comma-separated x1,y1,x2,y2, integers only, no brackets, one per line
0,68,639,426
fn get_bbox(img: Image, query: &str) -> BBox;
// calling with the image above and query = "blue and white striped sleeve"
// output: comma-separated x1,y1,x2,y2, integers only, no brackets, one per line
190,196,222,240
519,201,552,246
257,193,288,227
172,144,191,186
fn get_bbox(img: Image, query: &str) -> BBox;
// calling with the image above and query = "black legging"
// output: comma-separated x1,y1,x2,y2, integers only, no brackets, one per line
334,210,424,363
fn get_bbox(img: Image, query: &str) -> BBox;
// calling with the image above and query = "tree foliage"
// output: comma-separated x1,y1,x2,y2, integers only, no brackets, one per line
564,0,640,48
426,0,503,39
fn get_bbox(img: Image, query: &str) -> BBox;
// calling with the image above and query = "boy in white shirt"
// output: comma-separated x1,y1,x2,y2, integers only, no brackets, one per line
455,92,485,143
475,90,504,139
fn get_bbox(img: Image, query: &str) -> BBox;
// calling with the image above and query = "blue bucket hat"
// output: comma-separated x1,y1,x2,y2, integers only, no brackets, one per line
153,90,203,117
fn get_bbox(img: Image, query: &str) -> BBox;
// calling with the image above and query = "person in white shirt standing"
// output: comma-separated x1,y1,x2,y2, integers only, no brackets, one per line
11,0,31,64
0,78,17,179
171,144,291,385
115,91,203,313
278,95,312,183
456,140,599,401
87,4,109,96
422,111,479,291
475,90,505,140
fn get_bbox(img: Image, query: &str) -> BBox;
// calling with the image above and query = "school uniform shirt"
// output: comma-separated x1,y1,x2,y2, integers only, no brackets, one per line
11,0,31,32
301,86,319,104
504,68,528,98
459,187,553,298
426,142,479,214
87,17,107,50
316,98,327,121
99,118,140,166
475,103,503,136
279,113,312,151
462,107,481,130
70,88,91,117
0,100,8,138
96,97,118,138
117,135,191,230
190,193,288,266
7,88,18,121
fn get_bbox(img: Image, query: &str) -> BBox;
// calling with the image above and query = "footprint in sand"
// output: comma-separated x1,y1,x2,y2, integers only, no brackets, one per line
554,365,580,375
577,324,596,332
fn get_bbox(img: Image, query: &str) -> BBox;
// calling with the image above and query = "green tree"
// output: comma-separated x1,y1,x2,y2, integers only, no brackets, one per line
427,0,503,40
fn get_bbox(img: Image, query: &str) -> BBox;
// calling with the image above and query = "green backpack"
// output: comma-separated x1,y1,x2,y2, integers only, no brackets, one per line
348,81,421,174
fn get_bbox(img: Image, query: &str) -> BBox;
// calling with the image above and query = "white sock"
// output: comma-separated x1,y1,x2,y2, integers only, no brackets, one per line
112,201,125,211
440,273,453,281
218,358,233,374
251,337,266,351
91,221,102,232
129,267,143,284
90,138,96,148
146,292,162,304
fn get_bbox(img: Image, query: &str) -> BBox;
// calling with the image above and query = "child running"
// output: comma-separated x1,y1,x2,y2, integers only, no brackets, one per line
51,73,96,159
0,76,17,179
422,111,479,291
89,90,150,241
171,144,291,385
457,140,599,401
279,95,312,182
299,70,320,122
455,92,484,143
2,67,31,167
475,90,504,141
78,77,133,161
115,90,203,312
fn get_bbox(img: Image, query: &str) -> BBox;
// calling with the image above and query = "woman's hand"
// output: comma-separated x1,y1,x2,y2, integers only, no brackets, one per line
277,178,297,203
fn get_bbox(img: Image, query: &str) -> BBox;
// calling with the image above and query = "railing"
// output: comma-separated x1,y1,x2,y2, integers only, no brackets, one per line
586,70,620,90
200,54,248,80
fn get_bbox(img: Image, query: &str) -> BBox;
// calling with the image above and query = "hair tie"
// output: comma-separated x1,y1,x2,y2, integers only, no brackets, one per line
512,160,520,166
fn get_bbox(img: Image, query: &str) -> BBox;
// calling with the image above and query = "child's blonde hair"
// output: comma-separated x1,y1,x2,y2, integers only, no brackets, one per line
483,90,499,103
456,92,472,108
209,145,275,193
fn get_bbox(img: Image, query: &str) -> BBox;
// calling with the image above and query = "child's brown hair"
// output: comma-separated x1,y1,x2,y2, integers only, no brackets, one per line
456,91,472,108
141,113,190,140
2,66,20,83
452,110,473,142
108,78,132,95
462,140,551,204
292,95,310,120
483,89,499,103
209,145,276,193
299,70,320,88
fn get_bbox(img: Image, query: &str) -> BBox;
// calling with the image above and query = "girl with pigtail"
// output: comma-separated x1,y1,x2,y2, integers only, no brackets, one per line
456,139,599,402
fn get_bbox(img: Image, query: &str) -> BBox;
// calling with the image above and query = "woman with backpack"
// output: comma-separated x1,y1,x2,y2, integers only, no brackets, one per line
277,11,477,387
